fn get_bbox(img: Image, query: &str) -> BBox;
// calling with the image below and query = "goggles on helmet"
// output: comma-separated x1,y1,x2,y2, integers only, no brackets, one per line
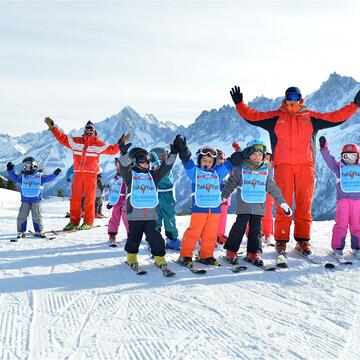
342,153,358,161
137,154,151,164
286,92,301,102
197,147,218,158
252,144,266,153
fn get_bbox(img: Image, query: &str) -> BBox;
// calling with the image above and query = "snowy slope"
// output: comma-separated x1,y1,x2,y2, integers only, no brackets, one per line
1,188,360,360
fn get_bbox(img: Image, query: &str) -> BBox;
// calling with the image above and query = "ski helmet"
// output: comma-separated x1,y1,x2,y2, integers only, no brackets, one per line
243,139,267,160
216,149,226,161
341,143,360,163
128,147,151,165
84,121,96,136
285,87,302,102
150,147,168,161
22,157,38,173
196,146,217,168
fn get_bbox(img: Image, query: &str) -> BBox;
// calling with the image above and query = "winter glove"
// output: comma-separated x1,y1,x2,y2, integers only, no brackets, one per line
170,139,179,154
232,142,241,152
229,151,244,166
44,117,55,130
280,203,293,217
117,133,132,155
6,162,14,171
230,86,243,105
319,136,328,150
53,168,62,176
354,90,360,107
174,135,188,153
106,203,113,210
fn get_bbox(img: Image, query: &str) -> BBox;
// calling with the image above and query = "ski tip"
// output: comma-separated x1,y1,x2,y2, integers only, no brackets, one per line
324,263,336,269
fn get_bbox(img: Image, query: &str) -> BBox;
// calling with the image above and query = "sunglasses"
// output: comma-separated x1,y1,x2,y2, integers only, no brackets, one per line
342,153,358,161
197,147,218,158
286,93,301,101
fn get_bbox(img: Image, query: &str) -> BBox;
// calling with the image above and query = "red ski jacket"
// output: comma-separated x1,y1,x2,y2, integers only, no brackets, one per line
236,101,358,165
51,128,119,174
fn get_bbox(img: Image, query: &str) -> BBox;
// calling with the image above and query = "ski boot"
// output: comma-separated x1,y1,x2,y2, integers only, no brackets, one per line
108,233,117,247
295,240,311,255
225,250,238,265
34,231,46,238
177,257,194,269
79,223,92,230
275,240,287,253
166,238,181,251
63,222,78,231
197,256,221,266
244,252,264,267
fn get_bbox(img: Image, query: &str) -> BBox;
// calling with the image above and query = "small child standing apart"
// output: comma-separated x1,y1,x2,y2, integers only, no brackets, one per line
319,136,360,258
7,157,61,239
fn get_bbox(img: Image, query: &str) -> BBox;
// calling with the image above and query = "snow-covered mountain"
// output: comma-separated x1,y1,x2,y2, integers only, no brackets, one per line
1,72,359,220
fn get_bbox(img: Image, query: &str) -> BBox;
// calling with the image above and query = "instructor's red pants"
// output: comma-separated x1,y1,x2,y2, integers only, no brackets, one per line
70,172,97,226
274,164,315,241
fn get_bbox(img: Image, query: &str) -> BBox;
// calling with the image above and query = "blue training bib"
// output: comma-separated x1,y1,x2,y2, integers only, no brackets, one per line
194,168,221,208
130,171,159,209
241,164,268,203
340,163,360,193
21,174,42,198
108,177,125,205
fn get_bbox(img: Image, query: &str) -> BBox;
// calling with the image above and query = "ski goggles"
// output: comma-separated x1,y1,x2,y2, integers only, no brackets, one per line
137,154,151,164
342,153,358,161
252,144,267,153
197,147,218,158
84,126,95,135
286,92,301,102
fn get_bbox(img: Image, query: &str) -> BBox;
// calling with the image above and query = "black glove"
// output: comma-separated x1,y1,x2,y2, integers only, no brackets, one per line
230,86,243,105
6,162,14,171
106,203,113,210
53,168,61,176
319,136,327,150
179,149,191,162
174,135,188,153
118,133,132,155
229,151,244,166
354,90,360,107
170,140,179,154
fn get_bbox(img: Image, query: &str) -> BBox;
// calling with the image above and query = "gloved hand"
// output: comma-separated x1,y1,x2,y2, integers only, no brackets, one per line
117,133,132,155
280,203,293,217
319,136,328,150
53,168,61,176
170,139,179,154
354,90,360,107
232,142,241,152
174,135,188,153
230,86,243,105
44,117,55,130
229,151,244,166
106,203,113,210
6,162,14,171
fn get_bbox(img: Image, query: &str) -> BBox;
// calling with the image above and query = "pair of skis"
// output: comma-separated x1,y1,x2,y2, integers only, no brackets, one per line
10,231,56,242
125,261,175,277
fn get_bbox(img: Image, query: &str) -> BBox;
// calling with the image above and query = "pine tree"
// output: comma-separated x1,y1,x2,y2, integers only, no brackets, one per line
7,178,17,191
57,189,65,197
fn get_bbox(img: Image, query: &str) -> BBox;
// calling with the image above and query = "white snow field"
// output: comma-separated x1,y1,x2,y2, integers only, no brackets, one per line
0,188,360,360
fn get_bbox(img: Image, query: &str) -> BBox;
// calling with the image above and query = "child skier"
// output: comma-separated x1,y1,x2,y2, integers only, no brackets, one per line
117,134,178,275
319,136,360,258
174,135,243,268
106,159,129,246
216,149,231,245
149,147,181,250
6,157,61,239
222,139,292,266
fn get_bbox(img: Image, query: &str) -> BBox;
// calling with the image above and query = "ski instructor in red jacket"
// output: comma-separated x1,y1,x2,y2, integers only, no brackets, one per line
44,117,121,231
230,86,360,254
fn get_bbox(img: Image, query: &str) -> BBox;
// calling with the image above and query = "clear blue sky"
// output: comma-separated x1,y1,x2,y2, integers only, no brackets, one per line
0,0,359,135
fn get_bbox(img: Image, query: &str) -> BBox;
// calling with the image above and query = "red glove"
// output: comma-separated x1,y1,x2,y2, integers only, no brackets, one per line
232,142,241,152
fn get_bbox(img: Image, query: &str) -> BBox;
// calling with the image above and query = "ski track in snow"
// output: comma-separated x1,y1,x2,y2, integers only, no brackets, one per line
1,190,360,359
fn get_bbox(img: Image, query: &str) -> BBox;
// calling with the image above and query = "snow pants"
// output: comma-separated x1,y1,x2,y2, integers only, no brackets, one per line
332,198,360,250
274,164,314,242
180,213,219,259
17,202,43,233
262,193,274,237
71,172,97,226
217,197,231,238
95,196,103,215
108,197,129,235
125,220,165,256
157,190,178,240
224,214,262,253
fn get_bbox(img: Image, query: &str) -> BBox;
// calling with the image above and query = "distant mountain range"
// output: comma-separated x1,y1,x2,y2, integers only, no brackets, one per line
1,72,359,220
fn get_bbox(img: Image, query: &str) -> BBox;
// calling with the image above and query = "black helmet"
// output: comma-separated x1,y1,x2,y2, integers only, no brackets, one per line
22,156,38,173
150,147,167,160
128,147,150,165
285,87,302,101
